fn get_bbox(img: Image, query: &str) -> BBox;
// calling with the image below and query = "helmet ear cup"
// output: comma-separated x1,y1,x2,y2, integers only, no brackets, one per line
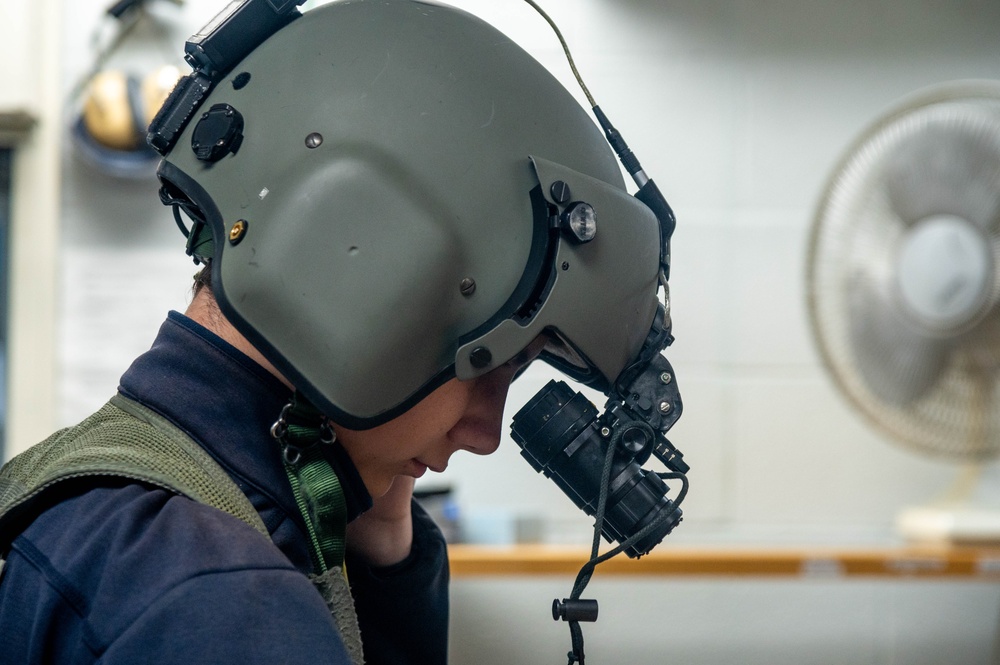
73,65,180,178
81,70,141,151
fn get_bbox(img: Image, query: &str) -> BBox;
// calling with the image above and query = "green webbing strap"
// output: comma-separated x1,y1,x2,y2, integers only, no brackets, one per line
272,392,347,575
0,394,269,543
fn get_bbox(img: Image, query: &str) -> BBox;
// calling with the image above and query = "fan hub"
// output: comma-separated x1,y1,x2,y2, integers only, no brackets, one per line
894,214,994,334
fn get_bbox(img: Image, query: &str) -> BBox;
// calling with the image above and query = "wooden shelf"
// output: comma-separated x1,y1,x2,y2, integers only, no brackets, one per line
448,544,1000,579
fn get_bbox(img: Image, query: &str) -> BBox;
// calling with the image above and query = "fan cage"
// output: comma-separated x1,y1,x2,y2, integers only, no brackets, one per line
806,80,1000,461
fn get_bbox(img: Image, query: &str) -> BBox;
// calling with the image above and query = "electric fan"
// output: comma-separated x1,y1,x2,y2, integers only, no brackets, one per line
806,80,1000,543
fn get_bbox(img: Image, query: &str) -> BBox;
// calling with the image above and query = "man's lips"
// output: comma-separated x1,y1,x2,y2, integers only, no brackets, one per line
416,459,447,473
405,459,428,478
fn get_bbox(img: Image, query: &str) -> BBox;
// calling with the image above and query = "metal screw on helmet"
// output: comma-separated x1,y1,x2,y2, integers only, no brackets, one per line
305,132,324,148
660,372,672,384
550,180,572,204
229,220,248,245
560,202,597,243
460,278,477,296
469,346,493,369
659,401,672,414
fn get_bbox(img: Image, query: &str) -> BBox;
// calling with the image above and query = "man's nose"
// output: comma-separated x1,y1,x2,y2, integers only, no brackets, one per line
462,368,519,455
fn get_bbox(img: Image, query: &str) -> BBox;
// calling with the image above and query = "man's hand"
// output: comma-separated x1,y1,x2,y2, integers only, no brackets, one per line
346,475,415,567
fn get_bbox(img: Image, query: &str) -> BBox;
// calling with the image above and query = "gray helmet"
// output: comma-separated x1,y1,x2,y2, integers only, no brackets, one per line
153,0,662,428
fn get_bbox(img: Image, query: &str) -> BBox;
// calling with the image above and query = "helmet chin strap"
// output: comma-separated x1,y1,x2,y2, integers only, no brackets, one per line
270,391,347,575
270,391,366,665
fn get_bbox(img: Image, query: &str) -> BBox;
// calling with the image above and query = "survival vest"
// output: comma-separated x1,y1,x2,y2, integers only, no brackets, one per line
0,394,364,664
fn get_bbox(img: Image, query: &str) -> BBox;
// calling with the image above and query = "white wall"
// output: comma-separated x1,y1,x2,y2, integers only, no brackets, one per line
50,0,1000,662
452,577,1000,665
1,0,63,458
428,0,1000,542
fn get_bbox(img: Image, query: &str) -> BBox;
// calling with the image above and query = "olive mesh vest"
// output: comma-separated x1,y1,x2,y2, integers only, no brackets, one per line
0,393,364,665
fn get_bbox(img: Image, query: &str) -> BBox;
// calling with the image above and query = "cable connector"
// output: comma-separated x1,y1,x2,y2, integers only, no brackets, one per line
552,599,599,623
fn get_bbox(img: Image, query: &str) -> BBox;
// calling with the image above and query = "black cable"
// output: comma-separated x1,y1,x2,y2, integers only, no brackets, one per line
520,0,596,108
521,2,686,662
558,432,689,664
562,436,616,665
172,204,190,238
563,431,617,663
570,472,688,595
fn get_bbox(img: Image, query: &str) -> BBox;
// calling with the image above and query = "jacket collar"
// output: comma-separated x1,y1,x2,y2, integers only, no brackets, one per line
117,311,373,569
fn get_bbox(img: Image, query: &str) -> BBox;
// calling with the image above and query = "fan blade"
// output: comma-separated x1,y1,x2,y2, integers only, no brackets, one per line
846,271,949,407
881,105,1000,233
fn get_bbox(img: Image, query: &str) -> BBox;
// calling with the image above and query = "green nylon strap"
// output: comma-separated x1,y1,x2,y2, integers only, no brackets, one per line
275,392,347,575
0,394,270,542
284,447,347,574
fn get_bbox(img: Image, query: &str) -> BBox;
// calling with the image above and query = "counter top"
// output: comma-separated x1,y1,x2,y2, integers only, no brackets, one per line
448,543,1000,578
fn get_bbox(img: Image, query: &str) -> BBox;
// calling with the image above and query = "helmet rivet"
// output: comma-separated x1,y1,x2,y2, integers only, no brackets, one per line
660,372,672,384
562,261,570,271
550,180,572,204
469,346,492,369
305,132,324,149
229,220,248,245
460,278,476,296
659,401,672,414
600,426,611,437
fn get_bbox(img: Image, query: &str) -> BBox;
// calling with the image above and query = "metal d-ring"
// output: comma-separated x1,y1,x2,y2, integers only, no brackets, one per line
319,421,336,445
282,444,303,466
270,403,293,442
271,402,300,465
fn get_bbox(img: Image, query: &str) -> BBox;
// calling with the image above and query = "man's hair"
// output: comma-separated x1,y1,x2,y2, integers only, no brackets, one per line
193,263,213,296
189,263,231,332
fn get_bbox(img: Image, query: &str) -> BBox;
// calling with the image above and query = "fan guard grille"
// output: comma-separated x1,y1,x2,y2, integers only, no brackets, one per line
807,81,1000,461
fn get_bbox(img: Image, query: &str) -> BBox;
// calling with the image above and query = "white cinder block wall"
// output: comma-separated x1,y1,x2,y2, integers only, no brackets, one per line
55,1,1000,663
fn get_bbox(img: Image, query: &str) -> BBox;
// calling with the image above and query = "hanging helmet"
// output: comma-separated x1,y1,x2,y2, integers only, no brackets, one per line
73,65,181,179
151,0,664,429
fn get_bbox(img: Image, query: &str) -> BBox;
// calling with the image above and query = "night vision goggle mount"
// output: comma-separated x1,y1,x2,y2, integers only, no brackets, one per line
512,182,684,665
148,0,307,156
507,6,687,664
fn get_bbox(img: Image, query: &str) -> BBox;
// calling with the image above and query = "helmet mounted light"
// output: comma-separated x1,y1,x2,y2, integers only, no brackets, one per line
562,202,597,243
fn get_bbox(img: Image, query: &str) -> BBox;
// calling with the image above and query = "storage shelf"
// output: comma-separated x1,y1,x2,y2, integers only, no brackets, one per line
448,544,1000,579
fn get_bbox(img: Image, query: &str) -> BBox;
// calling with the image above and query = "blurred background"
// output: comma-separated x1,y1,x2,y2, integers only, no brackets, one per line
2,0,999,662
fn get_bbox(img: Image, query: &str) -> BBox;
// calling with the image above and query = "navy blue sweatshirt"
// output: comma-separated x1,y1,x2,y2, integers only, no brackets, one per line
0,312,449,664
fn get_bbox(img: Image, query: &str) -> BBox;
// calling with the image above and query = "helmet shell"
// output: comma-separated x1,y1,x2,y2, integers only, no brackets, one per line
158,0,660,427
